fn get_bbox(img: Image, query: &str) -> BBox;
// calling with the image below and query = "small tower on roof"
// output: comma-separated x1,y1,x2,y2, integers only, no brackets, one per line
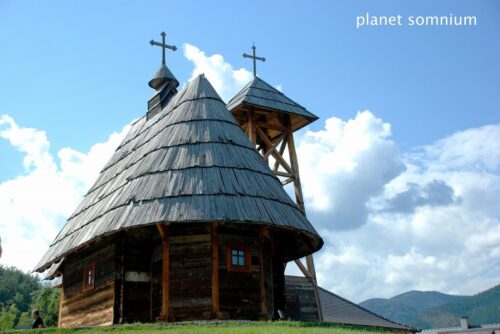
34,33,322,327
147,32,179,120
227,44,323,321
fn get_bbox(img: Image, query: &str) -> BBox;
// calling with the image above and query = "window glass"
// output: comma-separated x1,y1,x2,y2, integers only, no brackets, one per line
83,261,96,291
231,249,245,266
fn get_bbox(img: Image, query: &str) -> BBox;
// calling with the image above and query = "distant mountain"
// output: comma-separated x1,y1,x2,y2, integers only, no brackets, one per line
360,284,500,329
419,284,500,329
361,291,464,327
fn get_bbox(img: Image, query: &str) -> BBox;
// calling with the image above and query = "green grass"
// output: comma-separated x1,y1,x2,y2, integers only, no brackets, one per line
4,321,391,334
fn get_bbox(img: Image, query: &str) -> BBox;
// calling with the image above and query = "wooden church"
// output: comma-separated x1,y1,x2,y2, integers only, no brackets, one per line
34,33,324,327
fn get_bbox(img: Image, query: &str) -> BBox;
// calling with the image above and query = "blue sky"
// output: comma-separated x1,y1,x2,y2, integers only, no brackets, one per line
0,0,499,303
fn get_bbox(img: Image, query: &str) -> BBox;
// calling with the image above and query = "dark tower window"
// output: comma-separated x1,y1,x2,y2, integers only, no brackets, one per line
227,244,251,272
83,261,95,291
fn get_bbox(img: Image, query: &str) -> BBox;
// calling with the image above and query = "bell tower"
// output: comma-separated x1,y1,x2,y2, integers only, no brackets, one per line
227,44,323,320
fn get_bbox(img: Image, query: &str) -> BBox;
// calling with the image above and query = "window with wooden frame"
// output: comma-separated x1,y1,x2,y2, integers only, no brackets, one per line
83,261,96,291
226,243,251,272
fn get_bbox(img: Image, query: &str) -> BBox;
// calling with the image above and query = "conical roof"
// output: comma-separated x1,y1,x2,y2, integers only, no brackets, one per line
227,76,318,131
148,64,179,89
35,74,322,272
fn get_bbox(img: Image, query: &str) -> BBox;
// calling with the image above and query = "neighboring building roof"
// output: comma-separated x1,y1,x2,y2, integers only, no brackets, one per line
226,76,318,131
34,74,322,272
319,286,419,332
285,276,418,332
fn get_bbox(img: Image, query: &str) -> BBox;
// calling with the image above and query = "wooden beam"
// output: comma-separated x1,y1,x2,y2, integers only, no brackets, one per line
58,288,64,328
281,178,294,186
285,115,323,321
156,224,169,320
258,227,268,318
273,139,287,172
211,222,220,318
240,122,248,133
286,127,305,212
119,235,125,323
263,132,288,161
294,259,312,279
256,126,293,174
274,171,294,178
247,109,256,145
256,121,287,132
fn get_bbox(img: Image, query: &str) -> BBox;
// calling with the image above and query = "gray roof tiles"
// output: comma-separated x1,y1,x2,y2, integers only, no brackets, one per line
35,74,322,272
318,286,417,331
226,76,318,121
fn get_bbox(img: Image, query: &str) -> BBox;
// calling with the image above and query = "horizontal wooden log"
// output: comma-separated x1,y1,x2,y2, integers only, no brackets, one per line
59,281,114,328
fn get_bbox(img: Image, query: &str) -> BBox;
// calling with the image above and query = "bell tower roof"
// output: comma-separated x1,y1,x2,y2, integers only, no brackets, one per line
227,76,318,132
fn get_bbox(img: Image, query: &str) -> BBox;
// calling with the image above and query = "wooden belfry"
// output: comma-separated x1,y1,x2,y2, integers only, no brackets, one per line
227,44,323,320
34,33,323,327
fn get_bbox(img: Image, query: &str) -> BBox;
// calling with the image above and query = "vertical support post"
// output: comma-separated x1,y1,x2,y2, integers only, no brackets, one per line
57,288,64,327
258,227,268,319
156,224,169,321
286,115,323,321
236,108,323,321
119,235,125,323
247,109,256,145
211,222,220,318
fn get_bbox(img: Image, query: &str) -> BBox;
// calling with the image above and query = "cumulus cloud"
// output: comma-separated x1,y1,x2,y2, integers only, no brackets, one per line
307,121,500,302
1,44,499,307
183,43,253,102
297,111,405,229
0,115,129,271
385,179,460,213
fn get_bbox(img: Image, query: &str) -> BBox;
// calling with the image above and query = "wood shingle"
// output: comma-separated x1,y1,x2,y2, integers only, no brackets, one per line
35,74,323,273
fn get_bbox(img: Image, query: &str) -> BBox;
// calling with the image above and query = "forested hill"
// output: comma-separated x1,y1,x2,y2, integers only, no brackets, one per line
0,265,59,329
360,284,500,329
361,291,464,326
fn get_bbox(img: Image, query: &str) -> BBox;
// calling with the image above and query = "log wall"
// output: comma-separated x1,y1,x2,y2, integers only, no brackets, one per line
59,242,116,328
218,225,264,320
284,275,319,321
168,223,212,321
121,229,157,323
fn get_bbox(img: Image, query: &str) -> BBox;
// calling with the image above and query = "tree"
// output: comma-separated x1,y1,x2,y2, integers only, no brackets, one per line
0,266,40,312
0,304,18,330
30,286,60,327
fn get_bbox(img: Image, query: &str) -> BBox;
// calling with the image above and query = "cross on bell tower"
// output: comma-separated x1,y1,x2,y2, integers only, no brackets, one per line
243,43,266,77
150,31,177,66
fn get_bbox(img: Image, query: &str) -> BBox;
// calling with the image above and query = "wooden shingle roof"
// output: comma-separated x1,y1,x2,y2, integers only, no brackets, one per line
35,74,322,272
285,276,418,332
319,287,418,332
226,76,318,131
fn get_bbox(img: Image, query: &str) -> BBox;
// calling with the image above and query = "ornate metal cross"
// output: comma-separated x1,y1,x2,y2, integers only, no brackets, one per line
150,32,177,65
243,43,266,77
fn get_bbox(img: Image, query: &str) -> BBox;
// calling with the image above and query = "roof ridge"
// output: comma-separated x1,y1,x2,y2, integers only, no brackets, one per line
250,76,308,110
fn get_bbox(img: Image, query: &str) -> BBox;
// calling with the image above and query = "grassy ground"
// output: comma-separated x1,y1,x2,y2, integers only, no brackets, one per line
4,321,391,334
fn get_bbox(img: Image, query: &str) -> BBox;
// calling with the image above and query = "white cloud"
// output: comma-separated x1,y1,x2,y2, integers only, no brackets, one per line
1,45,498,308
183,43,253,102
297,111,405,229
179,46,500,301
0,115,129,272
305,120,500,302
